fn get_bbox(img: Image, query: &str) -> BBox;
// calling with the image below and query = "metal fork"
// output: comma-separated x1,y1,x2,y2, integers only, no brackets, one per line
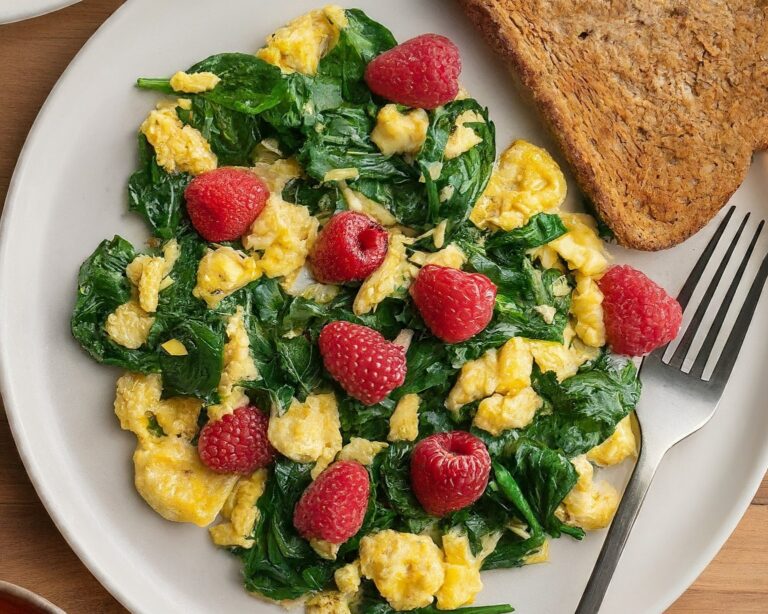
576,206,768,614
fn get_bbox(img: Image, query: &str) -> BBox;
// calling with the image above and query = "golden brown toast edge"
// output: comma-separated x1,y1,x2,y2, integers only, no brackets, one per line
459,0,768,250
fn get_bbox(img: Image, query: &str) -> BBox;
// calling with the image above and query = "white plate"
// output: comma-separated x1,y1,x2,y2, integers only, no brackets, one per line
0,0,80,25
1,1,766,612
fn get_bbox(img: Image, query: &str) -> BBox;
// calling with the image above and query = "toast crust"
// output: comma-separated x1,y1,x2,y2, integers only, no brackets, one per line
459,0,768,250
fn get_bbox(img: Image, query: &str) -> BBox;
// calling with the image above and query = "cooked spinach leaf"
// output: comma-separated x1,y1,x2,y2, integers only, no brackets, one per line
299,106,416,182
158,319,224,403
176,95,262,166
416,99,495,224
528,354,641,457
282,176,346,218
355,583,515,614
486,213,567,252
338,396,395,442
317,8,396,104
71,236,159,372
137,53,286,116
275,333,324,400
502,441,582,539
380,443,434,533
468,251,569,343
127,135,191,239
241,460,337,600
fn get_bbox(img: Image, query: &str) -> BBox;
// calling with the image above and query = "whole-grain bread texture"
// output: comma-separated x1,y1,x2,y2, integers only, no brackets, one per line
459,0,768,250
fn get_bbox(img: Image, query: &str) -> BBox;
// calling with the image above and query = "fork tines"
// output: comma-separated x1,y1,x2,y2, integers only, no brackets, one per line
663,206,768,385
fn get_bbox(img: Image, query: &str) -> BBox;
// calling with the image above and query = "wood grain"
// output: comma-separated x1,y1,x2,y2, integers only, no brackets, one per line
0,1,765,612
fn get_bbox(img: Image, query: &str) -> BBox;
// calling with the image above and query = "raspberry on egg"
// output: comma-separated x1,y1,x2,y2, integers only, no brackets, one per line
310,211,389,284
318,321,407,405
293,461,370,544
184,167,269,242
198,405,275,474
598,264,683,356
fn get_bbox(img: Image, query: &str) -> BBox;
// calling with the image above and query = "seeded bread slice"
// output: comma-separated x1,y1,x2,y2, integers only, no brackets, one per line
459,0,768,250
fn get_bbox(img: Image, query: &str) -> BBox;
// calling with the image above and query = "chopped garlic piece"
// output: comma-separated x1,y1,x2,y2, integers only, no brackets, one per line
324,167,359,182
161,338,187,356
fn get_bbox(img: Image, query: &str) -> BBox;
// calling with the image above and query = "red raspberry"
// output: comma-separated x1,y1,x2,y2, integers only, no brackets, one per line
410,265,497,343
364,34,461,109
293,461,370,544
318,321,407,405
184,167,269,242
598,264,683,356
310,212,389,284
410,431,491,516
198,405,275,474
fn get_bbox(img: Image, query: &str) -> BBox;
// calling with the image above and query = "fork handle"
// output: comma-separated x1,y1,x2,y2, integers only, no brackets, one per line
575,439,668,614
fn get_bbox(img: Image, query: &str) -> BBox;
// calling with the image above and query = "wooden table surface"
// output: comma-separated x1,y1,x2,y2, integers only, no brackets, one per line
0,1,766,612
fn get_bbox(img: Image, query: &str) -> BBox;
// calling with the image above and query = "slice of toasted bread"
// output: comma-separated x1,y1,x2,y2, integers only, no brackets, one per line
459,0,768,250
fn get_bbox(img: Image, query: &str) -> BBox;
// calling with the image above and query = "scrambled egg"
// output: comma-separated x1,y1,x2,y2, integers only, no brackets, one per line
140,100,217,175
557,455,619,531
337,437,388,465
208,308,259,421
527,324,600,382
359,530,445,611
548,213,609,277
114,372,237,526
530,244,566,273
305,591,351,614
267,393,342,478
169,71,220,93
473,388,543,436
209,469,267,548
152,396,202,440
445,349,499,413
447,327,599,420
353,233,417,315
281,265,340,305
193,246,261,309
571,272,606,347
523,539,550,565
444,110,484,160
587,415,637,467
436,530,500,610
371,105,429,156
126,239,180,313
334,560,362,595
496,336,533,395
409,244,467,270
470,140,566,231
105,299,154,349
256,6,348,75
341,184,397,227
388,394,420,442
251,158,303,192
446,336,534,413
243,192,319,279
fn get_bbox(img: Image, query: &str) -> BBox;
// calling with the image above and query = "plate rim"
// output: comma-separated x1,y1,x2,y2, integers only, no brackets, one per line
0,2,766,613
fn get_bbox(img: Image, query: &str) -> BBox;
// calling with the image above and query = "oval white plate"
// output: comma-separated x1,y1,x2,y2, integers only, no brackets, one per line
0,0,81,25
1,1,766,612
